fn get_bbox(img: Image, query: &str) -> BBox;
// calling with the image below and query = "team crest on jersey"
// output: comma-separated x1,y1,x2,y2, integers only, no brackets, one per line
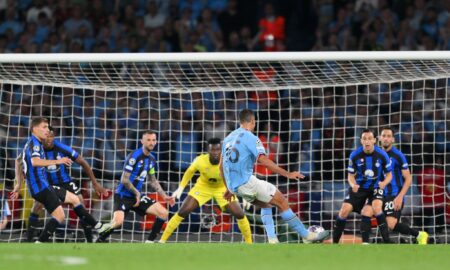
129,158,136,165
33,145,40,152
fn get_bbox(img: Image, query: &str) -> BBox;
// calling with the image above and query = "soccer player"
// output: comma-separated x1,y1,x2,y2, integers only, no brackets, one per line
97,130,175,243
221,109,330,243
160,138,252,244
11,117,105,242
332,129,393,244
379,127,428,244
21,127,109,242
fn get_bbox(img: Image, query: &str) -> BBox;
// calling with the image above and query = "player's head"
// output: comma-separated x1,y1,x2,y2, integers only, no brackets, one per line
380,126,395,150
141,130,157,153
360,128,376,153
207,137,221,165
30,117,49,141
239,109,256,131
43,126,55,150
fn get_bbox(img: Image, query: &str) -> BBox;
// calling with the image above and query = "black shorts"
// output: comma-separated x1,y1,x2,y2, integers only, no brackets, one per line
51,185,68,202
383,196,403,219
113,194,157,216
56,181,81,196
32,187,63,214
343,188,384,214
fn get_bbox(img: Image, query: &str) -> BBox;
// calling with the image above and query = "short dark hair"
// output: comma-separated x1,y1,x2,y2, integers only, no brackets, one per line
360,128,375,138
29,117,48,133
380,126,395,136
239,109,255,124
207,137,221,146
142,130,157,137
48,125,54,133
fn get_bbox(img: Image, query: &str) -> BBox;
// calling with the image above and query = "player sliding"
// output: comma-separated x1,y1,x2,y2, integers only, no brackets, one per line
378,127,428,244
333,129,393,244
160,138,252,244
16,127,109,242
221,109,330,243
11,117,107,242
97,130,175,243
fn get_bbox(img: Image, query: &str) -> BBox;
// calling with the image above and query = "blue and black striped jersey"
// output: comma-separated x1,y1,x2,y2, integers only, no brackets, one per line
22,135,50,196
44,140,79,185
384,146,409,197
347,146,392,189
115,148,157,198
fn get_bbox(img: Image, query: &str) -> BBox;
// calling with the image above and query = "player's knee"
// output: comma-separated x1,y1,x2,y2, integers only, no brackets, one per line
386,218,397,230
158,208,169,220
339,205,352,218
52,207,65,222
66,192,80,205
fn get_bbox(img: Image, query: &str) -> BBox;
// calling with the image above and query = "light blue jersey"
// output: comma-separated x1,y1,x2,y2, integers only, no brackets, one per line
222,127,266,192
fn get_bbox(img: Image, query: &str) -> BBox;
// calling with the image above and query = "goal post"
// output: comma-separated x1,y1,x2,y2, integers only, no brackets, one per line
0,52,449,243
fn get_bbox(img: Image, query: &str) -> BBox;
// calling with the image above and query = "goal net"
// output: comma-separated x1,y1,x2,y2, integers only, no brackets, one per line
0,52,449,243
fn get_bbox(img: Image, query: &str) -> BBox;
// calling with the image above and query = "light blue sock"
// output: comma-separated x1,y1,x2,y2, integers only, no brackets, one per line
261,208,276,238
280,209,308,238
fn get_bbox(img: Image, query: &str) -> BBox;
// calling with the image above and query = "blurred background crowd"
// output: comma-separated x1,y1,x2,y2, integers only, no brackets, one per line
0,0,449,53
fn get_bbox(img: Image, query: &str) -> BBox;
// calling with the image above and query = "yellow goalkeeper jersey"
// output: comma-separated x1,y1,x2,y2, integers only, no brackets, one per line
179,154,224,189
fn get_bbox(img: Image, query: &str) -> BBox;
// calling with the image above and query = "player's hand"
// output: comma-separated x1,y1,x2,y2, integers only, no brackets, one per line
378,181,387,190
93,183,110,198
351,184,360,193
133,194,140,207
164,195,176,207
10,184,20,200
56,157,73,166
171,186,184,200
393,195,403,211
223,189,234,202
286,171,305,180
242,198,251,210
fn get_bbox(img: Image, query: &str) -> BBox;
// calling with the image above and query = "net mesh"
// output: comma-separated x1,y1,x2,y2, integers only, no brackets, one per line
0,56,449,243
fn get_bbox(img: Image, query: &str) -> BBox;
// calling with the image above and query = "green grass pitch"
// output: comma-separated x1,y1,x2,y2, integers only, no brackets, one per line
1,243,449,270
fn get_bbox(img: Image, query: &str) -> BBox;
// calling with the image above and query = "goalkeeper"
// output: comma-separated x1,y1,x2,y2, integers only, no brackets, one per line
160,138,252,244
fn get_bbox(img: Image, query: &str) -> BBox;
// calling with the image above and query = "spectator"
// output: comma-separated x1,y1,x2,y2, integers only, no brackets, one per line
256,3,285,51
144,1,166,29
26,0,52,23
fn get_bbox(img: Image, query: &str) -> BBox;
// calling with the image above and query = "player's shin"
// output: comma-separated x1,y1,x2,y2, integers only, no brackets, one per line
37,217,61,242
280,209,308,238
360,216,372,243
160,213,184,243
27,213,40,242
261,208,277,242
375,213,391,243
147,217,166,242
393,222,419,237
237,216,252,244
333,216,347,243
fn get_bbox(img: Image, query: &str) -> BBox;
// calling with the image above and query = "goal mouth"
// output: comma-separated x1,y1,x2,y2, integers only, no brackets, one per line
0,52,449,243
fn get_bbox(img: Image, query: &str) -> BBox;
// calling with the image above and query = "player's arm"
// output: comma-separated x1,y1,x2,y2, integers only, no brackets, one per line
393,168,412,210
378,153,393,189
31,156,72,167
348,173,359,193
75,155,109,197
121,171,140,207
11,154,25,200
257,155,304,180
220,155,234,202
378,171,392,190
172,161,197,200
148,174,175,206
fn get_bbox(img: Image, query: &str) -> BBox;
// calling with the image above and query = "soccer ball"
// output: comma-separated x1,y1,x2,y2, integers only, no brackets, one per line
303,225,325,244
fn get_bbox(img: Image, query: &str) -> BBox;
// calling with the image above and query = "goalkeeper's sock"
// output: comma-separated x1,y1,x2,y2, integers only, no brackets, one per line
237,216,252,244
80,220,93,243
148,218,166,241
376,213,391,243
160,213,184,243
27,213,40,242
73,204,98,228
280,208,308,238
261,208,276,239
333,216,347,244
360,215,372,243
393,222,419,237
38,217,60,242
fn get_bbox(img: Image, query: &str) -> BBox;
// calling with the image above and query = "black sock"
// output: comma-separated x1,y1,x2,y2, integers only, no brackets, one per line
38,218,60,242
361,216,372,243
148,218,166,241
376,213,391,243
393,222,419,237
333,217,347,244
27,213,40,242
80,221,93,243
74,204,98,227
